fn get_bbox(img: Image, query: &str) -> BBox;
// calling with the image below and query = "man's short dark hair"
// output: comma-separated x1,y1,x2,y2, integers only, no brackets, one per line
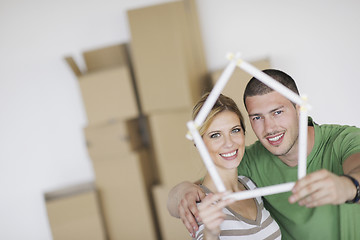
243,69,300,108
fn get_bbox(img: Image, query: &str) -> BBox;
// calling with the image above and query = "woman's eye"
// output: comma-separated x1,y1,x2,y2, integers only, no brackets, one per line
210,133,220,138
232,128,241,133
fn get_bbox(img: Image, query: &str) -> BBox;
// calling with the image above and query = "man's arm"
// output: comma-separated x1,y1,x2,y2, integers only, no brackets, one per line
341,152,360,203
167,181,206,237
289,152,360,207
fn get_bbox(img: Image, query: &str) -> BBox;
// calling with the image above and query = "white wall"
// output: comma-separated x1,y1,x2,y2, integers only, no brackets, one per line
0,0,359,239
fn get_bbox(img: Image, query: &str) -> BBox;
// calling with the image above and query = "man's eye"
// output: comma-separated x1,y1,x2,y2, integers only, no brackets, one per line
275,110,283,115
252,116,261,121
210,133,220,138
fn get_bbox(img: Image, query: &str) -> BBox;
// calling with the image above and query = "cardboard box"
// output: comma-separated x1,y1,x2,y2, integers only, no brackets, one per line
127,0,209,114
84,117,144,160
153,185,190,240
45,182,106,240
65,44,138,126
211,58,271,146
91,150,159,240
146,109,206,187
83,44,130,72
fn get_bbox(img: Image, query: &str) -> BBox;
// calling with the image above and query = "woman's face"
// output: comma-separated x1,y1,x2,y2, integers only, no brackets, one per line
202,110,245,170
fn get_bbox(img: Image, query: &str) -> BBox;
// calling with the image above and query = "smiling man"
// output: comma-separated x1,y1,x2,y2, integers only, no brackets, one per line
246,91,302,167
167,69,360,240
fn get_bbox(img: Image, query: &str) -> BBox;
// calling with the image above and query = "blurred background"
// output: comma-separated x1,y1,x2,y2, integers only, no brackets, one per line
0,0,359,239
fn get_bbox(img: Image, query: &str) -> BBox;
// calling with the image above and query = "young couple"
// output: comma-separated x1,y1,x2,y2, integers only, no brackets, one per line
167,69,360,240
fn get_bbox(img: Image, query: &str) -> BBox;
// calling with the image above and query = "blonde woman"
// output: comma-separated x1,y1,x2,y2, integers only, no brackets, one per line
191,93,281,240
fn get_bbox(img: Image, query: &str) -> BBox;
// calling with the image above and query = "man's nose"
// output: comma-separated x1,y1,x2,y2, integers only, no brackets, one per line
264,117,277,133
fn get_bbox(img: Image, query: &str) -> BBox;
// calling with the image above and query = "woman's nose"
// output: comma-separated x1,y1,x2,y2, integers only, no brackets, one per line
223,135,235,147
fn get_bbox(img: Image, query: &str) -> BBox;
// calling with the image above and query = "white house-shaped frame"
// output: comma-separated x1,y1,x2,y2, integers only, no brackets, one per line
186,53,310,201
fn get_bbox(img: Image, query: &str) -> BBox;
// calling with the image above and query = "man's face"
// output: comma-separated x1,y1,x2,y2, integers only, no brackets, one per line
245,91,300,162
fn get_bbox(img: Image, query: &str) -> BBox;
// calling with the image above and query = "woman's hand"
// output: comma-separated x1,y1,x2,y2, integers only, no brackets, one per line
198,192,235,239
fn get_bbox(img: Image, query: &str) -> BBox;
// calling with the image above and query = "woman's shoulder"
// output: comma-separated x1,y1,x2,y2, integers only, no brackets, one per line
238,176,257,190
238,176,263,204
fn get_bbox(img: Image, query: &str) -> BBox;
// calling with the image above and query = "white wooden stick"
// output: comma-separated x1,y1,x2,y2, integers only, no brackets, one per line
194,53,240,127
224,182,295,201
186,52,312,199
237,59,303,106
187,121,226,192
297,101,308,179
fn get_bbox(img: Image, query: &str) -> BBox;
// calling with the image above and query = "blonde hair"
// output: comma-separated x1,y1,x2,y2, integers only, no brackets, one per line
192,93,246,136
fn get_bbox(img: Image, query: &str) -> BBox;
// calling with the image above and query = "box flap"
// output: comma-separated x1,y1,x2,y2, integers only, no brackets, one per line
83,44,129,72
64,56,82,77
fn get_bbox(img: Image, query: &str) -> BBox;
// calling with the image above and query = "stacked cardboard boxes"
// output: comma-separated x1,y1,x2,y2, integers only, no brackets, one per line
45,183,107,240
47,1,269,239
63,43,159,240
65,44,138,126
127,0,209,114
127,1,209,239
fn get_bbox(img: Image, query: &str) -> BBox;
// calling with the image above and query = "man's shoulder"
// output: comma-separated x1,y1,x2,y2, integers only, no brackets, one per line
315,121,360,139
245,141,266,153
243,141,271,162
314,118,359,132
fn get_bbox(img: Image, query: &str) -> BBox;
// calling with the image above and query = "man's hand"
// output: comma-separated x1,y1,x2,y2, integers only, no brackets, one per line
288,169,356,207
167,181,206,237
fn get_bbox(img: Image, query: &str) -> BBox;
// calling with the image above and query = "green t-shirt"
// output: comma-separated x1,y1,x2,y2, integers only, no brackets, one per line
238,118,360,240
